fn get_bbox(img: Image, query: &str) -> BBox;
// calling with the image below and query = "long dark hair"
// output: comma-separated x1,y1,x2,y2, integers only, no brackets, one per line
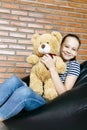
61,34,81,61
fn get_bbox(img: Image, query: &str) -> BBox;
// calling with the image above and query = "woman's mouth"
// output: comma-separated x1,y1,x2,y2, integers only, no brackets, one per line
64,52,72,57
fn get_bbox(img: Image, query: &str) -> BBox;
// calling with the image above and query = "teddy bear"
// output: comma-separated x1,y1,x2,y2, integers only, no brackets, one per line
26,31,66,101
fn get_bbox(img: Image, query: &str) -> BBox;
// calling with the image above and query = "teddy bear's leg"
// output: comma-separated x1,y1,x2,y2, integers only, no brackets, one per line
30,73,43,96
43,79,58,101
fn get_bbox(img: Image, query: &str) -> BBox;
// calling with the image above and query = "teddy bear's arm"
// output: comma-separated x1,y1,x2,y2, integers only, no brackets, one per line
55,56,66,74
26,54,40,65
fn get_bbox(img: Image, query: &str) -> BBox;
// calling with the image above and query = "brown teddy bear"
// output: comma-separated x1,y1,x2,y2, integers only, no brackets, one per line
26,31,66,101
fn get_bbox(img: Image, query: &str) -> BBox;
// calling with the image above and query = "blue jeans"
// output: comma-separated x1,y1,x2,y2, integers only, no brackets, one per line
0,75,46,120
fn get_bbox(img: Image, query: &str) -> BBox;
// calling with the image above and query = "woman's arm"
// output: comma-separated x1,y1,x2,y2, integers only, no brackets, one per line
41,54,78,95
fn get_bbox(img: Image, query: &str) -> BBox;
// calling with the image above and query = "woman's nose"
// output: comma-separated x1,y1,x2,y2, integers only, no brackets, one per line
67,49,71,53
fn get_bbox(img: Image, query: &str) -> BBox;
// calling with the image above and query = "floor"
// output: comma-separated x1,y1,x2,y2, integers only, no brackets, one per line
0,122,8,130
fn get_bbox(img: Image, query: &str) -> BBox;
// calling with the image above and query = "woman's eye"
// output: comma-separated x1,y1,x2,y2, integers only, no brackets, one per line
65,45,68,48
73,49,76,51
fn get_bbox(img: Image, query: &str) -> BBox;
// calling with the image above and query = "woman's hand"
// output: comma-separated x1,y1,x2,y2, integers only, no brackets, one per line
41,54,56,71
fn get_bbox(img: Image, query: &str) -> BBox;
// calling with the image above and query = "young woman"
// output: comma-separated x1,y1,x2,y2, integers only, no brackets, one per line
41,34,81,95
0,34,81,121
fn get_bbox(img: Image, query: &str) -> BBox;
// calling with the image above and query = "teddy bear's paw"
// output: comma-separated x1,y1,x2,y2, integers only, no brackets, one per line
30,86,43,96
35,89,43,96
57,65,66,74
55,58,67,74
26,55,39,64
44,89,58,101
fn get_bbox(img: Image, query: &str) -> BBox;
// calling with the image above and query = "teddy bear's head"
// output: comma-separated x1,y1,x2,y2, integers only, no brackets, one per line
31,31,62,57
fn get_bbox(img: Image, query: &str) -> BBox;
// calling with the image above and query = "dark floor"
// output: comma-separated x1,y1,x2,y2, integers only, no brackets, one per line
0,122,8,130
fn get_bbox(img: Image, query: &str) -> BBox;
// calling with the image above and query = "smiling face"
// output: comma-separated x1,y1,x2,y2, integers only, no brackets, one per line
60,36,80,62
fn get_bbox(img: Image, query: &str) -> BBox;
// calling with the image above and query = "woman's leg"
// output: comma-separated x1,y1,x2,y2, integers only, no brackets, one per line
0,75,24,106
0,85,46,121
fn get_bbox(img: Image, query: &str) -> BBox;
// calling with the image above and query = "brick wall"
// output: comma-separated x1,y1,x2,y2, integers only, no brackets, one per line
0,0,87,83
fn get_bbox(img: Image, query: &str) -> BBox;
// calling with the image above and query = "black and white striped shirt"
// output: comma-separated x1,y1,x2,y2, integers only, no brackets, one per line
59,60,80,83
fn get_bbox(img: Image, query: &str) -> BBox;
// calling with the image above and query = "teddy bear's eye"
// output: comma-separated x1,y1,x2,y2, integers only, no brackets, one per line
47,42,49,44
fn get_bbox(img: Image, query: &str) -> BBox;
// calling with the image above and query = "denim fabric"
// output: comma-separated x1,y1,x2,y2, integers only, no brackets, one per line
0,75,46,120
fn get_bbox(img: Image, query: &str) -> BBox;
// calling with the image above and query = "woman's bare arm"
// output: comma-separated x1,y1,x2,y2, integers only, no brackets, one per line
41,54,78,95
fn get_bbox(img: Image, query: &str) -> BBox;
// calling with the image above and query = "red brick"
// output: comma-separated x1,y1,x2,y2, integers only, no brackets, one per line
79,50,87,55
2,3,19,9
18,28,34,33
19,16,35,22
28,23,43,29
16,62,32,68
0,44,8,48
0,73,13,79
82,56,87,60
68,2,82,8
68,12,82,18
29,12,44,18
0,31,8,36
8,56,24,62
1,0,14,2
18,39,31,44
0,50,15,55
0,61,15,67
0,55,7,60
0,8,10,13
76,8,87,14
0,19,9,24
0,25,17,31
9,44,25,49
10,32,26,38
69,0,87,4
8,68,25,73
11,10,28,16
19,5,36,11
0,68,7,72
0,14,18,20
16,51,32,56
11,21,26,27
0,38,17,43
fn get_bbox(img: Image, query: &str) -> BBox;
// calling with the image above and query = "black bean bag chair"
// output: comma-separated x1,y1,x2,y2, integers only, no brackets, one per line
2,61,87,130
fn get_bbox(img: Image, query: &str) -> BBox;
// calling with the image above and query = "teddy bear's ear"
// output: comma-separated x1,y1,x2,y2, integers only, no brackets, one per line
51,31,62,44
31,33,39,45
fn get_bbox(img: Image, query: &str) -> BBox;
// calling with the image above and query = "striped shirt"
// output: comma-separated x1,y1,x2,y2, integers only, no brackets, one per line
59,60,80,83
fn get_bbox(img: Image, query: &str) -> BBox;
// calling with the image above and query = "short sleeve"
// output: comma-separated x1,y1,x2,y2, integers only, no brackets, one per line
67,60,80,77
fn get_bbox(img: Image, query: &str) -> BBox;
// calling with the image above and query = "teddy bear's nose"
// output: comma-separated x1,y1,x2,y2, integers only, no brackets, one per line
41,44,45,49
